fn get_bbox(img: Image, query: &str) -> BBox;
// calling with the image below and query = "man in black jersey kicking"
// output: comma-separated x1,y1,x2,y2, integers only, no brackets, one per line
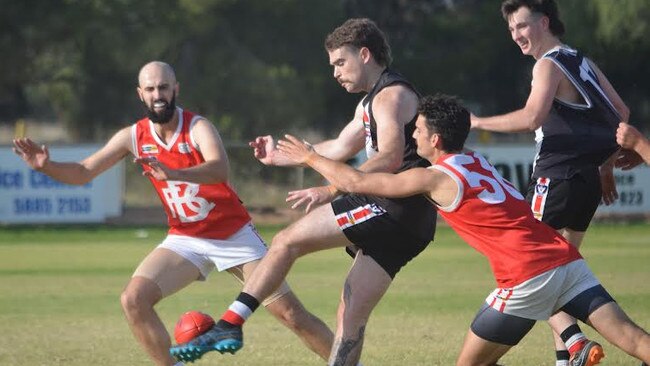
471,1,630,365
171,18,436,366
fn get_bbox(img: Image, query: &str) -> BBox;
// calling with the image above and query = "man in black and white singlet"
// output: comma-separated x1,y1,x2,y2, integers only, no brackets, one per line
348,67,435,259
534,46,620,180
471,1,630,365
172,18,436,365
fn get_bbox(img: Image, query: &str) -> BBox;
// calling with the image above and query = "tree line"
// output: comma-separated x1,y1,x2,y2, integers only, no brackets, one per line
1,0,648,141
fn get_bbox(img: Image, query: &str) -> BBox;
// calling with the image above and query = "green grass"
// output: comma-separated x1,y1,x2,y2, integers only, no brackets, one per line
0,224,648,365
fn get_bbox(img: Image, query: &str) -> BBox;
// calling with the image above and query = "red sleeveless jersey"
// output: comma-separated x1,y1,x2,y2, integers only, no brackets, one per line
432,151,581,288
131,108,250,239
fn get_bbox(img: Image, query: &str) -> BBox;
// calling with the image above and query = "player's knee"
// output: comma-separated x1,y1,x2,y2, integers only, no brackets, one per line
120,280,159,315
269,233,305,261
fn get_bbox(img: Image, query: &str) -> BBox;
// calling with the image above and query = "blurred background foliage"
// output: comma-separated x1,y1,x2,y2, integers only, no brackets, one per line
1,0,648,142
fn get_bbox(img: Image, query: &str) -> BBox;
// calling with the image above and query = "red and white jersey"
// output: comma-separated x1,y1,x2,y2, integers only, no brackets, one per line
431,151,581,288
131,107,250,239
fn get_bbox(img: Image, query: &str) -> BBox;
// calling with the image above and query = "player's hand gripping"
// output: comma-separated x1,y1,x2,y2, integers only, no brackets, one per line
616,122,643,150
134,156,174,181
12,138,51,171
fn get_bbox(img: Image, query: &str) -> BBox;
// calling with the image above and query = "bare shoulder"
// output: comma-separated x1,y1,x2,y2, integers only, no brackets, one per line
111,126,136,147
374,83,418,104
533,57,559,75
190,116,217,131
190,117,221,139
372,83,418,122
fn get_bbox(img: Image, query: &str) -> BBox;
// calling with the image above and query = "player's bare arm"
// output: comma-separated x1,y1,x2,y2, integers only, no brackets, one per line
278,134,457,206
137,118,231,184
249,103,365,168
283,102,366,212
13,127,132,185
356,85,413,173
312,101,366,161
471,58,562,132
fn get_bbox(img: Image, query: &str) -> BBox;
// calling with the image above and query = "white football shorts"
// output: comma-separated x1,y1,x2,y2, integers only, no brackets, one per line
484,259,600,320
159,222,268,278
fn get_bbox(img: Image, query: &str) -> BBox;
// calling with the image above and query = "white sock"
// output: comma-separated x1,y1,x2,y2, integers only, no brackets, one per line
173,362,185,366
555,361,569,366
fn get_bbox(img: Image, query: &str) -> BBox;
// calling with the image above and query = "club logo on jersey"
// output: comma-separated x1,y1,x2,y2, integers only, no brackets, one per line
161,181,215,223
141,144,159,154
369,203,386,215
178,143,191,154
535,184,548,195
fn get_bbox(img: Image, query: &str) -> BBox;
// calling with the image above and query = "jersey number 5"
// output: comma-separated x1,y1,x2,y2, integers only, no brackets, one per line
444,154,524,204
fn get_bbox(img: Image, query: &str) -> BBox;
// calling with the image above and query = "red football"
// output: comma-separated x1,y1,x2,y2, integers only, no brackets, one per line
174,311,215,344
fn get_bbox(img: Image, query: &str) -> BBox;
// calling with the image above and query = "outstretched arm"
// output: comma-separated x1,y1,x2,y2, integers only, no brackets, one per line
249,102,366,167
278,134,434,198
13,128,132,185
471,59,560,132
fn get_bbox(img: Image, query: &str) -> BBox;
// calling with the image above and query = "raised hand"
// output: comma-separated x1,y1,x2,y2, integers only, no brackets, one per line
12,138,50,171
277,134,316,165
134,156,174,181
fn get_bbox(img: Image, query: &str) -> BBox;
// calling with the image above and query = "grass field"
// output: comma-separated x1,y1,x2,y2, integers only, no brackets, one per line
0,223,648,365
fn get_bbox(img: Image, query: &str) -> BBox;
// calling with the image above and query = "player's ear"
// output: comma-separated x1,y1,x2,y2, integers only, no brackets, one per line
174,82,180,97
431,133,442,148
540,15,550,30
136,87,144,102
359,47,372,64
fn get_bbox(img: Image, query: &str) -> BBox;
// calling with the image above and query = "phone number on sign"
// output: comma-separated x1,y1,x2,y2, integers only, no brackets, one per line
13,197,92,215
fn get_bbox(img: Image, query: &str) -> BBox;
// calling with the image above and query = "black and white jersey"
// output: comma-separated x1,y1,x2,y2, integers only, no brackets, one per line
349,68,436,243
361,68,429,172
533,46,620,179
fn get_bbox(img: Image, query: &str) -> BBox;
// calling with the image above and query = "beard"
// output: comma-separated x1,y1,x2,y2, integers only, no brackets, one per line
146,93,176,124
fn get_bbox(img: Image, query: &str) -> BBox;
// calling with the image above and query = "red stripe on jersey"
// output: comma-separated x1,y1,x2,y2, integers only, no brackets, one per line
352,208,371,220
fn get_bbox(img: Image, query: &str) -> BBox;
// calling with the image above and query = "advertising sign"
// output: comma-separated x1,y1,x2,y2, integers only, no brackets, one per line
0,145,124,223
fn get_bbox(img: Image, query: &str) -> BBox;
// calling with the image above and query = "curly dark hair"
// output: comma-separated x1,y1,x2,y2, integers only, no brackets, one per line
417,94,470,152
324,18,392,66
501,0,565,36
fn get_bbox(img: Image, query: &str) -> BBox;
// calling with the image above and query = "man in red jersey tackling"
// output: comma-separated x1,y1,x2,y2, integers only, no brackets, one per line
12,61,335,366
277,94,650,366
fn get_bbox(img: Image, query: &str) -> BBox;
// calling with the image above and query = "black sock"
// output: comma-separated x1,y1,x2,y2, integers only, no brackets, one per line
559,324,582,343
236,292,260,312
556,350,570,361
